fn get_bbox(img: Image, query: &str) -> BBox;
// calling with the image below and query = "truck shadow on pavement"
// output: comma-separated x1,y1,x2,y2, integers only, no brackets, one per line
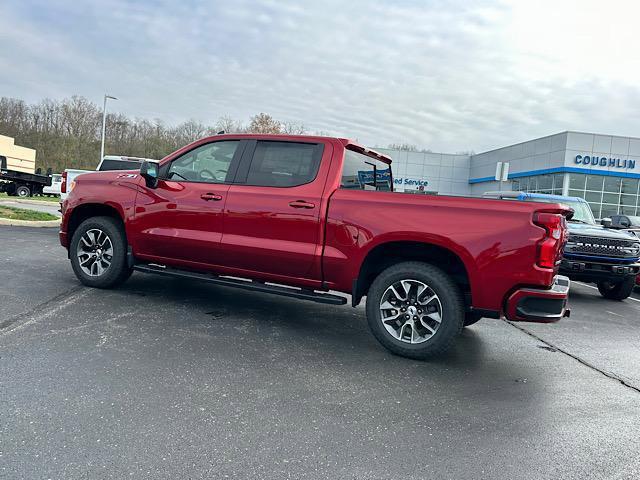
108,274,548,401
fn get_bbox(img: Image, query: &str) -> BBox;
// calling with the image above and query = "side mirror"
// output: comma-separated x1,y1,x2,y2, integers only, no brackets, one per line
140,161,159,189
601,217,612,228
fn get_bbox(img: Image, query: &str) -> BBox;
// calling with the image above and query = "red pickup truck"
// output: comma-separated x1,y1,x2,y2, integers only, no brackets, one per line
60,134,570,359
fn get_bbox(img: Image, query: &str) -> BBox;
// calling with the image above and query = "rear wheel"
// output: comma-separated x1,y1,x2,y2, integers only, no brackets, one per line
366,261,464,360
69,216,132,288
16,185,31,197
597,277,635,300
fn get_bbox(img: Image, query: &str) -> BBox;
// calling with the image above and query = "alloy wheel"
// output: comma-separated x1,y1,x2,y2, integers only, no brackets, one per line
379,279,442,344
76,228,114,277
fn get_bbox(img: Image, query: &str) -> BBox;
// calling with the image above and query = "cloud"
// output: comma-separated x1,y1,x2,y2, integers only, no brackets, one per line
1,0,640,152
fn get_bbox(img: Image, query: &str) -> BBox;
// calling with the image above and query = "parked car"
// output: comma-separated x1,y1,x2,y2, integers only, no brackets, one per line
607,214,640,234
61,156,159,201
484,192,640,300
60,134,571,359
60,169,93,201
0,155,52,197
97,155,156,172
42,173,62,196
606,215,640,291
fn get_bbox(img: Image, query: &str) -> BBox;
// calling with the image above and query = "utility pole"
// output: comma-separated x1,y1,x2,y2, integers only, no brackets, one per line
100,94,118,163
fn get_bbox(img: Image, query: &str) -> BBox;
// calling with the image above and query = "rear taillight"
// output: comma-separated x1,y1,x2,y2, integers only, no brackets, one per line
61,171,67,194
533,212,567,269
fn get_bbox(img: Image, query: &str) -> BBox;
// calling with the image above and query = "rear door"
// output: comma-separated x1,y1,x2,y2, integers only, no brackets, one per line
131,139,244,267
220,139,331,281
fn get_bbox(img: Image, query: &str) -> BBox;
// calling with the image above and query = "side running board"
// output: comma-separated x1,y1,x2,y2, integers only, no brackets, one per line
132,264,347,306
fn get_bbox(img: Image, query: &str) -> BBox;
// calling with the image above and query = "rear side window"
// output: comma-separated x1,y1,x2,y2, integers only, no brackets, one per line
99,159,142,171
341,149,391,191
245,141,323,187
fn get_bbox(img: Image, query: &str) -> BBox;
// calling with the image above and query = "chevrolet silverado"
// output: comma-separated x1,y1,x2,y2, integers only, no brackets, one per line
60,134,571,359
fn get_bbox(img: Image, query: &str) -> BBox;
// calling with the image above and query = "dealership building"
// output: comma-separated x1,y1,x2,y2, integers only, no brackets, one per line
378,131,640,219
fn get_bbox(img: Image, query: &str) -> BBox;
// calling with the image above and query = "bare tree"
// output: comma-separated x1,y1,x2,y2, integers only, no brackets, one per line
281,121,306,135
215,115,244,134
387,143,418,151
0,95,354,171
246,113,281,134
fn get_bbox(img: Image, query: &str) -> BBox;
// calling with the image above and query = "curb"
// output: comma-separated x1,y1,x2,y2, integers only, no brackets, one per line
2,198,61,206
0,217,61,227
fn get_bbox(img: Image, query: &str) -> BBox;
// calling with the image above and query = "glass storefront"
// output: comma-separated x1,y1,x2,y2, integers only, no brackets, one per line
512,172,640,219
567,173,640,219
512,173,564,196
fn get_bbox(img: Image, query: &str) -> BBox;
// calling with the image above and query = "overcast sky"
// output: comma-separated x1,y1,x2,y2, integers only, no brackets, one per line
2,0,640,152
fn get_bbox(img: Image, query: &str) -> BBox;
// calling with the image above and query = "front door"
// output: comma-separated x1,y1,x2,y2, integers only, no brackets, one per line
131,139,243,268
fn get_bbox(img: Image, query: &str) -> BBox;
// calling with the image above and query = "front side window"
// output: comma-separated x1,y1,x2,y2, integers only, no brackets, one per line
167,141,239,183
245,141,323,187
341,149,391,191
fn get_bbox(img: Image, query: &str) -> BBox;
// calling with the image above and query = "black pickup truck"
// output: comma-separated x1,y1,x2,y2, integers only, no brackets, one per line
0,155,52,197
485,192,640,300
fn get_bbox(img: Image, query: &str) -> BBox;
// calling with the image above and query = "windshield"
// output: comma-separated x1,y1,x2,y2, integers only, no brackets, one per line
627,216,640,226
524,197,596,224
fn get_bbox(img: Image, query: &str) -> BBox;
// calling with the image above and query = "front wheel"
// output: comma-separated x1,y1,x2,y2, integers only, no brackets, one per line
366,262,464,360
597,277,635,300
69,216,132,288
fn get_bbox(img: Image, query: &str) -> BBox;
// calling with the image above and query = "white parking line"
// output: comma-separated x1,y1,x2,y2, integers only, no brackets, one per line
574,281,640,303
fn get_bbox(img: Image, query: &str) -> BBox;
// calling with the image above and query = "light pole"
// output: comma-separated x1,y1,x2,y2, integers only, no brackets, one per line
100,94,117,163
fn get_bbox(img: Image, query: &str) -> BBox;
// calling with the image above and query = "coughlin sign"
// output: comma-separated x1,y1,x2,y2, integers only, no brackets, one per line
575,154,636,170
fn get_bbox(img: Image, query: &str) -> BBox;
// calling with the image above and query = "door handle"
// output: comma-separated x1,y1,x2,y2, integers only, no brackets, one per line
201,193,223,201
289,200,315,209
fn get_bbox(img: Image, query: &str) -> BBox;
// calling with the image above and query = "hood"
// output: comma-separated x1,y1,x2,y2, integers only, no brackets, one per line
568,222,639,240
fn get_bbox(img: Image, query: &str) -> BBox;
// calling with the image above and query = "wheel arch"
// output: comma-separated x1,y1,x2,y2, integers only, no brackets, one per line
352,240,475,308
67,203,126,247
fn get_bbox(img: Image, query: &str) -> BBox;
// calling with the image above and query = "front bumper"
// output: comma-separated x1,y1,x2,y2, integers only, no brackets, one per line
59,230,69,248
505,275,570,323
560,257,640,283
58,201,69,249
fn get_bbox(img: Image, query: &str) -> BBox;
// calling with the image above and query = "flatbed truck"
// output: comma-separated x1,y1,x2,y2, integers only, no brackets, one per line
0,155,52,197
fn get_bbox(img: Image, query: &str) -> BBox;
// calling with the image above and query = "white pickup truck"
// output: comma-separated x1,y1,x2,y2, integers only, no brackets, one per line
61,155,157,201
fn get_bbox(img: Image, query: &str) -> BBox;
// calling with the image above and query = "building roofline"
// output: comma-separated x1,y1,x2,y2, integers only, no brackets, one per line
474,130,640,158
473,131,570,157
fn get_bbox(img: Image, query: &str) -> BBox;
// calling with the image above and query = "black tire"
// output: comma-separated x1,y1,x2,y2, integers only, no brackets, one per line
366,261,464,360
463,312,483,327
69,216,132,288
16,185,31,197
597,277,635,300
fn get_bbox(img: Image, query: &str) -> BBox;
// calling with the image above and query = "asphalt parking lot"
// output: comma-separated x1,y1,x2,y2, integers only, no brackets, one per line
1,226,640,479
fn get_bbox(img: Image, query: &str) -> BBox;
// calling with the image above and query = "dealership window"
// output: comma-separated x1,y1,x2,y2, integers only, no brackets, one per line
512,173,564,195
563,172,640,219
569,173,586,190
